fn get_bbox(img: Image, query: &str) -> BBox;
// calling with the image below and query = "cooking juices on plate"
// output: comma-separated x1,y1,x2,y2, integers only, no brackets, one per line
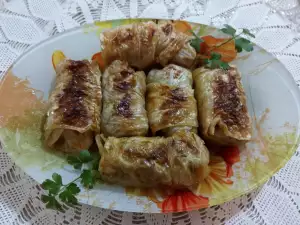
43,21,252,190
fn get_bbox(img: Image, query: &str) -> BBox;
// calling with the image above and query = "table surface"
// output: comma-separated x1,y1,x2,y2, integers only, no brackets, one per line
1,0,300,224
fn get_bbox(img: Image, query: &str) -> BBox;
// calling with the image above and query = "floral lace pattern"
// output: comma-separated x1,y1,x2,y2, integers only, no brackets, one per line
1,0,300,224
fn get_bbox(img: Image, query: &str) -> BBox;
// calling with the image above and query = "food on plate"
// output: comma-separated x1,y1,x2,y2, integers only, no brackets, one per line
156,22,196,68
96,131,209,189
192,66,252,145
146,64,198,136
101,60,148,137
100,21,196,69
100,21,156,70
32,20,264,212
44,59,101,152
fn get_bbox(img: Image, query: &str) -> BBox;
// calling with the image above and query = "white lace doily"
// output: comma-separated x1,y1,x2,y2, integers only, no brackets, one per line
1,0,300,224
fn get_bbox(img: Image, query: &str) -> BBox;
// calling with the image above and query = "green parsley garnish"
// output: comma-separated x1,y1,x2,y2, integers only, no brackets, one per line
189,24,255,69
204,52,230,70
235,37,254,52
219,24,255,53
221,24,236,36
189,30,203,53
41,150,100,212
67,150,94,169
242,28,255,38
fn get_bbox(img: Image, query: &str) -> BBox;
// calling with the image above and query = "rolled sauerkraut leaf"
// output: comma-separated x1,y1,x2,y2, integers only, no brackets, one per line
100,21,196,69
101,60,148,137
44,59,101,152
100,21,157,70
146,64,198,136
193,66,252,145
96,132,209,190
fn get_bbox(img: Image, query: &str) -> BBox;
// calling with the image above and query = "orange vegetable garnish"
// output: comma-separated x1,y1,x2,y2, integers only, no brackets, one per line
200,35,237,62
173,21,192,36
52,50,66,70
92,52,105,72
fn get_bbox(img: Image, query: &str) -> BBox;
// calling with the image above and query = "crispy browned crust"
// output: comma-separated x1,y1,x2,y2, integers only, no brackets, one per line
212,68,251,137
112,66,135,92
159,87,188,110
56,60,90,127
116,93,132,118
147,83,198,135
108,62,136,119
123,141,169,165
101,60,148,137
161,23,173,35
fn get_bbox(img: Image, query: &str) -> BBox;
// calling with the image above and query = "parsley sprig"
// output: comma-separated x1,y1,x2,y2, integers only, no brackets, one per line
189,24,255,70
204,52,230,70
189,30,203,53
41,150,100,212
219,24,255,53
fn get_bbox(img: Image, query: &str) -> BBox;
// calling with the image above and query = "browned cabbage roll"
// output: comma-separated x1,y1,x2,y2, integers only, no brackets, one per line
44,60,101,152
101,60,148,137
155,23,195,67
193,67,252,145
146,65,198,136
96,132,209,190
100,21,196,69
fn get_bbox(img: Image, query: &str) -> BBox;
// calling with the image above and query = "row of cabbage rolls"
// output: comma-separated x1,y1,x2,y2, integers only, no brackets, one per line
43,21,252,191
99,62,208,189
43,58,251,190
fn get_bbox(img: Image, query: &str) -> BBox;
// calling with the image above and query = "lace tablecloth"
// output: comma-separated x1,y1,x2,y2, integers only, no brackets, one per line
1,0,300,224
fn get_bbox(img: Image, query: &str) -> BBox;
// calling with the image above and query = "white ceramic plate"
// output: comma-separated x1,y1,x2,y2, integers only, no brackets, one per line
1,19,300,213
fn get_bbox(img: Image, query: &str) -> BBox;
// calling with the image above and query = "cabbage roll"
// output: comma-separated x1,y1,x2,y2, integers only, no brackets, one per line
44,60,101,152
101,60,148,137
96,132,209,190
155,23,195,67
100,21,157,70
193,67,252,145
146,65,198,136
100,21,196,69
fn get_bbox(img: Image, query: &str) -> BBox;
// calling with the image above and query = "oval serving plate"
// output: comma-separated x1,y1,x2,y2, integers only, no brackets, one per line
1,19,300,213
